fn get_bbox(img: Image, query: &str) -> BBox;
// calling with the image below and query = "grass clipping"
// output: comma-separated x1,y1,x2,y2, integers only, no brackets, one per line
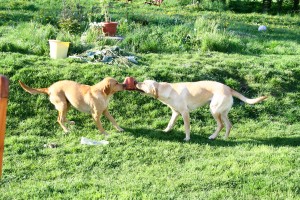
69,46,138,67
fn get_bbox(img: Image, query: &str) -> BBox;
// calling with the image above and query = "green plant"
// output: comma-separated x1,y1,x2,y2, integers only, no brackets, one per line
58,18,81,33
58,0,87,33
100,0,112,22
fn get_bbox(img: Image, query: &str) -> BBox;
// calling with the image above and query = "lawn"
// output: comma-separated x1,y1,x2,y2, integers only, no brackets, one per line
0,0,300,199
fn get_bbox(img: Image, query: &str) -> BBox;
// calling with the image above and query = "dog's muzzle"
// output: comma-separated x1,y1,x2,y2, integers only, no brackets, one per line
135,88,145,93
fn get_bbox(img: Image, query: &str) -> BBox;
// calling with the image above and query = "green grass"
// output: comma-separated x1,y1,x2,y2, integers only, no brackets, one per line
0,0,300,199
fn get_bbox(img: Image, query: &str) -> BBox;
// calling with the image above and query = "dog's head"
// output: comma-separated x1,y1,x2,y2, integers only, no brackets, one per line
102,77,125,95
136,80,159,98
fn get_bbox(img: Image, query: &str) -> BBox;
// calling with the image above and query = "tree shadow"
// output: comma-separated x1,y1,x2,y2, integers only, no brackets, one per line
231,23,300,44
0,2,38,12
251,136,300,147
124,127,300,147
0,13,34,26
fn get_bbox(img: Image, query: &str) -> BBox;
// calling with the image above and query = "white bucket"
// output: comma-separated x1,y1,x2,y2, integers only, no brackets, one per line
49,40,70,59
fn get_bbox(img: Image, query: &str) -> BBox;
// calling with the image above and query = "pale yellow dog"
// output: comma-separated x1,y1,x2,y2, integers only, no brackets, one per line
136,80,267,141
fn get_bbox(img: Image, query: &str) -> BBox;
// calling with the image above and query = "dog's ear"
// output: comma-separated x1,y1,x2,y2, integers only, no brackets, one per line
103,81,111,95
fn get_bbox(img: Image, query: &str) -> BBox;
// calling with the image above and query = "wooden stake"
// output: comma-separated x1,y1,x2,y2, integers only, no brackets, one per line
0,75,9,178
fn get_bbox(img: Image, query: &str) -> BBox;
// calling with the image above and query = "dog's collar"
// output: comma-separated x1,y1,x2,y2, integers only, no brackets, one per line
154,87,158,99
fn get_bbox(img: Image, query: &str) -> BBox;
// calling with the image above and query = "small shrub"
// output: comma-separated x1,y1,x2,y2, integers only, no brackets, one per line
192,16,244,53
85,28,102,44
201,32,244,53
58,0,89,33
58,18,81,33
194,16,220,33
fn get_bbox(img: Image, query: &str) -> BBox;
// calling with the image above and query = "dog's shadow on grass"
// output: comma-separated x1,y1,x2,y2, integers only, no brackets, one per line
125,127,300,147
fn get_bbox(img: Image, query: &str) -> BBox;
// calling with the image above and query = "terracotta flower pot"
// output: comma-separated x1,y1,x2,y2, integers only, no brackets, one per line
101,22,118,36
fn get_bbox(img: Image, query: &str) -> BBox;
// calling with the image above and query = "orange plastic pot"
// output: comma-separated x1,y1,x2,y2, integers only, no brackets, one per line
123,77,137,90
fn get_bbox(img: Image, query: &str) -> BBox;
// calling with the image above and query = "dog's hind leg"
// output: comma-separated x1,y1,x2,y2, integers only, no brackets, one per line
221,111,232,140
50,94,70,132
209,95,233,140
209,112,224,140
163,109,179,132
57,110,69,133
65,102,75,125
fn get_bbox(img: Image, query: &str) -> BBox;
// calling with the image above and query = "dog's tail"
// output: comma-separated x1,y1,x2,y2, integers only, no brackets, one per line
231,89,267,104
19,81,49,95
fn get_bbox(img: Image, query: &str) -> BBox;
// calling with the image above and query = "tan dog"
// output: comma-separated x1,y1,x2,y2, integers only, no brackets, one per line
19,77,125,135
136,80,267,141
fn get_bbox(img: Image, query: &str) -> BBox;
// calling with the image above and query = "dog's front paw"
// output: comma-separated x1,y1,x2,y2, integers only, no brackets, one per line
68,121,75,125
183,137,190,142
208,134,217,140
102,131,109,136
163,128,171,132
62,128,70,134
117,127,124,132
